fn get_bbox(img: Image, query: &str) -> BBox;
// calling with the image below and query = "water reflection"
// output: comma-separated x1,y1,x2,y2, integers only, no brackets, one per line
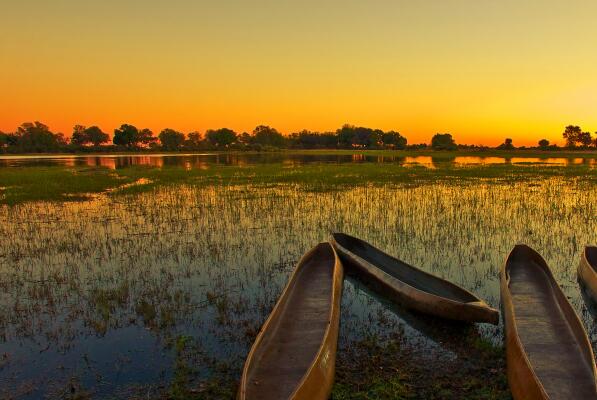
0,177,596,397
1,153,596,170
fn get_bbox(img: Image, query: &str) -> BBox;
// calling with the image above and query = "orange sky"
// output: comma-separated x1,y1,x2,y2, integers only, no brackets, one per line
2,1,597,146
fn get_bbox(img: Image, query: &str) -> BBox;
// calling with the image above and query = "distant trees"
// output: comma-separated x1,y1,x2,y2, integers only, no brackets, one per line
9,122,66,153
252,125,286,147
289,130,337,149
206,128,237,147
159,129,186,151
538,139,550,149
335,125,407,149
113,124,157,148
562,125,596,148
497,138,515,150
382,131,407,149
5,120,597,154
71,125,109,147
431,133,457,150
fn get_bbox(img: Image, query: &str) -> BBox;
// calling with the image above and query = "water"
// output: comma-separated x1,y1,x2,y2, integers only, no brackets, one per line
0,153,596,398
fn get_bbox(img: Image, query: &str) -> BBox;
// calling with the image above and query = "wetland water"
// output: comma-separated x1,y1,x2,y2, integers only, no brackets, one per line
0,153,596,398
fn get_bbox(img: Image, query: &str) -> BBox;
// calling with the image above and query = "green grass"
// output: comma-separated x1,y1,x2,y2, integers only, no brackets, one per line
0,166,134,205
1,155,596,205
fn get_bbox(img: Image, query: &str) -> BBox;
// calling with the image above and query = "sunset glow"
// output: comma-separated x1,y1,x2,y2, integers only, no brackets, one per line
2,1,597,145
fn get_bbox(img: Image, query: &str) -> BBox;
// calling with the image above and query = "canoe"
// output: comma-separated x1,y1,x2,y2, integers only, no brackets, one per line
501,244,597,400
579,246,597,303
331,233,499,324
238,242,344,400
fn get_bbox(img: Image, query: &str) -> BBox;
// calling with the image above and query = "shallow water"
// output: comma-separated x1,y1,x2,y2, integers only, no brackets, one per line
0,154,596,398
1,152,596,169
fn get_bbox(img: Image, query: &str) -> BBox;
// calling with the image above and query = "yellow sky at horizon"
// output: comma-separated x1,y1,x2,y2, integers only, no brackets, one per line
2,0,597,146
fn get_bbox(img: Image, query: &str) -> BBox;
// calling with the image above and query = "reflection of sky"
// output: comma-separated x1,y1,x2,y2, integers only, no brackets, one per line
1,169,597,397
2,153,595,170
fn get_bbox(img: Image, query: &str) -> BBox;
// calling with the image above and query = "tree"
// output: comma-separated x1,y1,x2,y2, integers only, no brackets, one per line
497,138,515,150
563,125,582,147
86,126,109,146
185,131,204,150
381,131,407,149
252,125,285,147
238,132,253,145
594,133,597,148
137,128,157,147
538,139,550,150
336,125,357,147
431,133,457,150
579,131,593,148
71,125,89,146
0,131,7,152
113,124,155,148
206,128,237,147
13,121,65,152
70,125,109,147
113,124,138,147
159,129,185,150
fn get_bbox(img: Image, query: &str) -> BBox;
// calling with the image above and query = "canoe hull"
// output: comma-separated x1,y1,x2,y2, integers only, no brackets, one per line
238,243,344,400
501,244,597,400
578,246,597,302
331,234,499,325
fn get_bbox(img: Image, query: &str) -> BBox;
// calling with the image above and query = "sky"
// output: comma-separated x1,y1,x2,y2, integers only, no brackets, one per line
1,0,597,146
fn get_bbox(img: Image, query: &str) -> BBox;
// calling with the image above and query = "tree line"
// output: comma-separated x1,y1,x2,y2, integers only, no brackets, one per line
0,122,596,153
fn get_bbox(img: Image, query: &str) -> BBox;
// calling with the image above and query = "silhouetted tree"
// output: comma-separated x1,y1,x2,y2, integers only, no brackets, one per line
86,126,109,146
71,125,109,147
113,124,139,147
238,132,252,145
289,130,337,148
12,122,66,152
497,138,515,150
594,134,597,148
113,124,155,148
137,128,157,147
159,129,185,150
185,131,204,150
431,133,457,150
381,131,407,149
579,131,593,148
206,128,237,147
71,125,88,146
0,131,7,153
538,139,550,149
252,125,285,147
336,125,357,147
563,125,582,147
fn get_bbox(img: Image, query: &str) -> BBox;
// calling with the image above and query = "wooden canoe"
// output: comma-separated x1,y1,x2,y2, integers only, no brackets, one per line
501,244,597,400
237,242,344,400
331,233,499,324
579,246,597,303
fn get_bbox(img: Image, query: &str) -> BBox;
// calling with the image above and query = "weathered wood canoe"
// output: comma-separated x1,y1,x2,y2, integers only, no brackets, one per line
501,244,597,400
331,233,499,324
579,246,597,303
238,242,344,400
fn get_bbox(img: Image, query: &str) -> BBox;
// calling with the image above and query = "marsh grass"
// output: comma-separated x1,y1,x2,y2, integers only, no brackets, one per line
1,159,596,205
1,156,596,399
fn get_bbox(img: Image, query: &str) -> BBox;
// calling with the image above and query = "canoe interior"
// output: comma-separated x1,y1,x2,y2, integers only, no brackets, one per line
333,233,478,303
506,247,596,399
587,247,597,271
244,244,335,400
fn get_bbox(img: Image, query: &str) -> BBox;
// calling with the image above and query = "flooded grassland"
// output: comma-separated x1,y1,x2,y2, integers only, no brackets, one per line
0,153,596,399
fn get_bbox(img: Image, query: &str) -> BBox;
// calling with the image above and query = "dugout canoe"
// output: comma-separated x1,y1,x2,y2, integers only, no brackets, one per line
501,244,597,400
579,246,597,303
238,242,344,400
330,233,499,324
